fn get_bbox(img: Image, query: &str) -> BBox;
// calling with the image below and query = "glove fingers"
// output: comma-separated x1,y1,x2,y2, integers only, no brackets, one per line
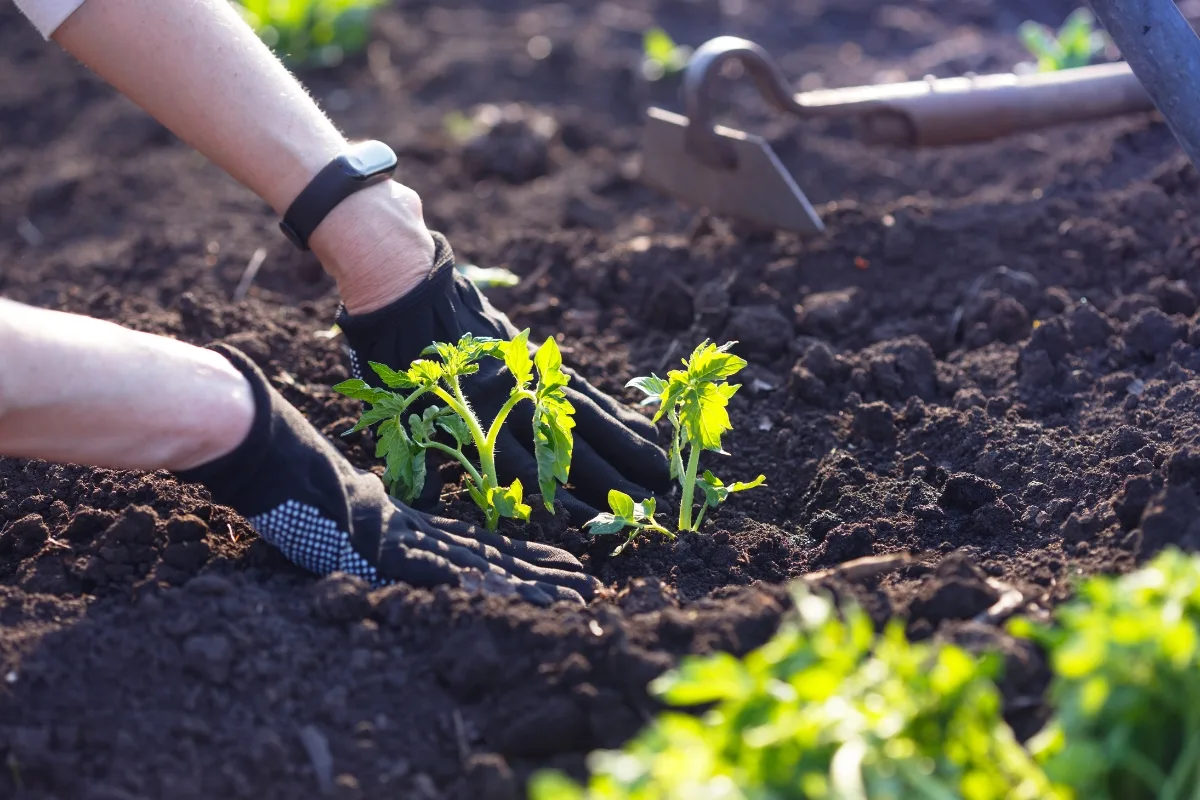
375,528,485,588
567,386,671,495
415,517,601,601
564,367,659,441
528,581,586,605
491,428,600,525
422,513,585,572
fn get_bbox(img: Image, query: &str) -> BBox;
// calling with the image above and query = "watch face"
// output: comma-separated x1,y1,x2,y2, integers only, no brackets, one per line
340,141,398,179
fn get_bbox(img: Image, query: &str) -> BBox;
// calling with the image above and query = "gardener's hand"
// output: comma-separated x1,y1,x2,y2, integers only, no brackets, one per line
178,345,598,606
336,233,671,526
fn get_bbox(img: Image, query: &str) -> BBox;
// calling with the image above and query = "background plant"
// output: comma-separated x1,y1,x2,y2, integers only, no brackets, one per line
1012,548,1200,799
531,583,1061,800
641,27,691,81
233,0,384,68
334,330,575,531
1018,8,1108,72
627,341,765,533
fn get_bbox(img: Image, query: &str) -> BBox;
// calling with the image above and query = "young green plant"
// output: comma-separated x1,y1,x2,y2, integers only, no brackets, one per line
333,330,575,531
626,341,765,533
234,0,384,68
585,489,673,556
1018,8,1108,72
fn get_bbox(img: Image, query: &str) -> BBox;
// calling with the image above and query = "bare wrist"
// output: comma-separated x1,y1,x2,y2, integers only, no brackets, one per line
308,180,436,314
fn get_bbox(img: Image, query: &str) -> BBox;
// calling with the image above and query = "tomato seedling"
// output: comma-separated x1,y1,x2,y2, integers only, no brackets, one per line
626,341,765,533
334,330,575,531
585,489,673,556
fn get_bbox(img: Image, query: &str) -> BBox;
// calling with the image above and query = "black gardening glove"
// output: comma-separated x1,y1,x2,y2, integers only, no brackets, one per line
336,232,670,525
177,345,598,606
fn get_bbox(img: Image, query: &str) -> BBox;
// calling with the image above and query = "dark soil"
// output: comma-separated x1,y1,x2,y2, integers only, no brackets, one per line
3,0,1200,796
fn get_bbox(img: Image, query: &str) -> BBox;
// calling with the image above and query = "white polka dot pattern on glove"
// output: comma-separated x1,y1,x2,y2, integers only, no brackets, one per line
247,500,379,582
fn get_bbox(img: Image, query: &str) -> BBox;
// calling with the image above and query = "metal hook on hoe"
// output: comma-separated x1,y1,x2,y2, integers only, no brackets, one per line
640,35,1156,234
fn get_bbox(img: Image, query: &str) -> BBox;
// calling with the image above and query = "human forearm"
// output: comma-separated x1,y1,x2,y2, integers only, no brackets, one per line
50,0,433,312
0,300,254,471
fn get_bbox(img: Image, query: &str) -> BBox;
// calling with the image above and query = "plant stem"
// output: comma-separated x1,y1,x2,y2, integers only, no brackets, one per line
485,389,536,457
678,443,702,532
423,440,484,489
436,380,492,488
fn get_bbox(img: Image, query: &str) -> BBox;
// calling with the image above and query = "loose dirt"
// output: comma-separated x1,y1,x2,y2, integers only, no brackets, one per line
3,0,1199,796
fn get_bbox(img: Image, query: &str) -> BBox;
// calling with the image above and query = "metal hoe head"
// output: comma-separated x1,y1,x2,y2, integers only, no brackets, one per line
640,37,825,235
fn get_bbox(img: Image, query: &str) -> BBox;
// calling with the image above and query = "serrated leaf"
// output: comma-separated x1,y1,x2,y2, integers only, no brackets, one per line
584,513,630,536
678,381,735,451
436,413,471,448
684,340,747,384
627,374,668,399
504,329,534,387
368,362,417,389
655,377,688,424
489,480,531,522
332,378,394,404
376,418,426,503
408,407,440,445
406,359,445,386
533,340,575,508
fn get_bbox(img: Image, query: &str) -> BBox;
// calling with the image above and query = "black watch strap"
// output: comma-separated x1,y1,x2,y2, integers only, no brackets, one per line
279,140,398,251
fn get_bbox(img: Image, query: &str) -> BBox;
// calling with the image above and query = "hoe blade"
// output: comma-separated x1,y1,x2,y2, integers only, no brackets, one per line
640,107,824,235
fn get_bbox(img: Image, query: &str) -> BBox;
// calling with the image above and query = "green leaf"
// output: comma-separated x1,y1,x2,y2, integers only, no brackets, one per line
584,513,631,536
368,362,417,389
436,413,471,448
504,329,534,388
627,374,668,406
534,337,570,391
406,359,445,386
533,338,575,508
608,490,636,520
408,407,442,445
684,340,747,384
678,381,735,451
636,496,657,521
332,378,393,404
489,480,531,522
376,418,426,503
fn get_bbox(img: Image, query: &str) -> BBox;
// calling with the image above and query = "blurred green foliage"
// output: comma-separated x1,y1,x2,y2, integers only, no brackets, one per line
531,583,1061,800
1018,8,1108,72
233,0,384,68
641,27,691,81
1015,548,1200,799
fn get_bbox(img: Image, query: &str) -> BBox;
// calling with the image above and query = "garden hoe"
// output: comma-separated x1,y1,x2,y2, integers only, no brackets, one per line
641,36,1157,234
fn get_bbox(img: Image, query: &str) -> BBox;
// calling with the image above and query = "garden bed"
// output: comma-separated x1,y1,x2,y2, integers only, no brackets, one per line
2,0,1200,797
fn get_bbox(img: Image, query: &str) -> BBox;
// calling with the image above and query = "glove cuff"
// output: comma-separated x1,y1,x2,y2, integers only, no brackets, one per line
175,345,276,513
334,230,455,341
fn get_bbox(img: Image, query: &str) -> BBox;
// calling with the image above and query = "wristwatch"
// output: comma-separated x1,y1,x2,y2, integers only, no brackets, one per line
279,140,399,250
